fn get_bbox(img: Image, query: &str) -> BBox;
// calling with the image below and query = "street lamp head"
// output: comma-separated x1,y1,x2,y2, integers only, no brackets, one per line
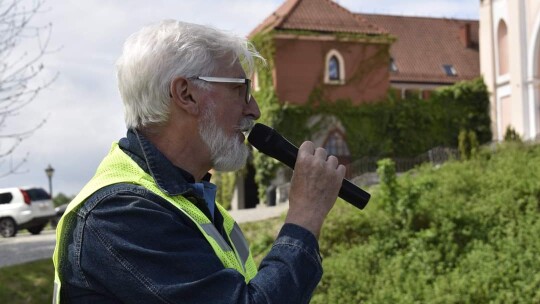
45,164,55,178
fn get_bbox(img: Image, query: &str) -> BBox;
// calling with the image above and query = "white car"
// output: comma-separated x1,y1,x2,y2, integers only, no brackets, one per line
0,187,56,237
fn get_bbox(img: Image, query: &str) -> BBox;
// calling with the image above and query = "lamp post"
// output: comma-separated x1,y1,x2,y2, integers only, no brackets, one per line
45,164,55,199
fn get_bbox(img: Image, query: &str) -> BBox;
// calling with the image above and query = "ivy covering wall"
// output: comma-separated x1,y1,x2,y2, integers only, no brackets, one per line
254,77,491,195
214,31,492,207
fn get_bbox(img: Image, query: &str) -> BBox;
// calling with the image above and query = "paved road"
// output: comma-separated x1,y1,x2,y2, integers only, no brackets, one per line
0,204,289,268
229,203,289,223
0,229,56,268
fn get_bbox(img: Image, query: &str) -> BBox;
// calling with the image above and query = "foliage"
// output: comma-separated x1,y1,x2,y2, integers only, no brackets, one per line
211,172,235,210
503,126,522,142
431,78,492,146
311,142,540,303
248,28,491,205
250,31,284,200
52,193,73,207
376,158,398,213
271,78,491,159
240,215,284,265
5,144,540,303
458,129,479,160
0,259,54,303
246,78,491,200
273,29,395,44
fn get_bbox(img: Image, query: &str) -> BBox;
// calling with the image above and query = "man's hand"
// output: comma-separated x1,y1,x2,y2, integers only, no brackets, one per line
285,141,346,239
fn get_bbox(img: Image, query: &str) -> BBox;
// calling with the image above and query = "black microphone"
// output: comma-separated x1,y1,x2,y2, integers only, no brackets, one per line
247,123,371,210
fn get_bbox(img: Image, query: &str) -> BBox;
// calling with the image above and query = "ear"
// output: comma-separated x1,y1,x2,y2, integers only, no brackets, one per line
170,77,200,116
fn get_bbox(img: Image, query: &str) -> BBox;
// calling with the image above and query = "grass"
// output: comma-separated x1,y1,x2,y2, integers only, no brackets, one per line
0,259,54,303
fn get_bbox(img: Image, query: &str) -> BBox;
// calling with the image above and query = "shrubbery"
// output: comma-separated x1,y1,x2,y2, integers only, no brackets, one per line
310,142,540,303
245,78,492,202
271,77,491,159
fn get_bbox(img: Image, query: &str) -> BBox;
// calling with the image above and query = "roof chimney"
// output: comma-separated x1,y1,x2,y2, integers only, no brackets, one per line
460,23,472,48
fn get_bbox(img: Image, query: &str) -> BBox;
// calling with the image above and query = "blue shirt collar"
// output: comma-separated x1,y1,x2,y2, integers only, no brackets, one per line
190,182,217,220
118,129,212,197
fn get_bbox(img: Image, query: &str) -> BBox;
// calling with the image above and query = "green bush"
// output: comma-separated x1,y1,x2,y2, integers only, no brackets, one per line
250,78,492,199
311,143,540,303
53,193,74,207
4,144,539,304
458,129,479,160
504,126,522,142
269,78,491,159
376,158,399,214
212,172,235,210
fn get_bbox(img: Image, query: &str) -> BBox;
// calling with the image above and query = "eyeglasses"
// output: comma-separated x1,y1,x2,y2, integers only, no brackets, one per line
191,76,252,104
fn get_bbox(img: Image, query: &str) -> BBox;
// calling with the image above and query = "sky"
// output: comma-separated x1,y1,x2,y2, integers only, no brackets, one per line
0,0,479,196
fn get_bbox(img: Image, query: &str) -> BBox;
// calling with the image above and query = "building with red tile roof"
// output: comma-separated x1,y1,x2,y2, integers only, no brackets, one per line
234,0,485,210
361,14,479,99
249,0,385,37
249,0,481,104
249,0,392,106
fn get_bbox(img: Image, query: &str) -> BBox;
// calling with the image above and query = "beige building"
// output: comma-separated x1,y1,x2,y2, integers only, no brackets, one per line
480,0,540,140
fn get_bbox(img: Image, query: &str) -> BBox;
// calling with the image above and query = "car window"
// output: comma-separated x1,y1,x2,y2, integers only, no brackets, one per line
25,188,51,201
0,192,13,204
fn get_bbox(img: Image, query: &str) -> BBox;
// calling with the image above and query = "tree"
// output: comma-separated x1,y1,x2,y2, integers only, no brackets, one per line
53,192,73,207
0,0,56,176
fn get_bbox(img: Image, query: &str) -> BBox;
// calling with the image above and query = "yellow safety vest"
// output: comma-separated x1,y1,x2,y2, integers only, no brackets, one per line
52,143,258,303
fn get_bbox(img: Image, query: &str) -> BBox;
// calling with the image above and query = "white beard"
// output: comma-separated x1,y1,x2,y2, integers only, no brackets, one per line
199,103,253,172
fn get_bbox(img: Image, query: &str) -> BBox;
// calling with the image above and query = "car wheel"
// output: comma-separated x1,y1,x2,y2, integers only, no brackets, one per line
0,218,17,237
27,224,45,235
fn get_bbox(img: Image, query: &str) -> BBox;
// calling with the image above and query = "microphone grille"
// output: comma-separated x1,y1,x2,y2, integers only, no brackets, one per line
247,123,274,150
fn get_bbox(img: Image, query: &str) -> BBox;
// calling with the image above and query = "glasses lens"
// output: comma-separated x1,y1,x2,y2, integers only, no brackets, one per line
245,79,252,104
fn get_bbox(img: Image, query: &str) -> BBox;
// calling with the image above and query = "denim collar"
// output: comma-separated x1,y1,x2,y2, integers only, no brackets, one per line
118,129,211,197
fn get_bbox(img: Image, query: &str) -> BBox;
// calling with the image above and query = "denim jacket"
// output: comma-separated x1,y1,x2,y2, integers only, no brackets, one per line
58,129,323,303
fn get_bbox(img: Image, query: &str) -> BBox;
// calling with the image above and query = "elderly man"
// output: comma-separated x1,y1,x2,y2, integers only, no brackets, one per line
53,20,345,303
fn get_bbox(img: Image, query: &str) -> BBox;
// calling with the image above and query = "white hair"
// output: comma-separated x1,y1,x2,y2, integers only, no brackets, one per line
116,20,263,129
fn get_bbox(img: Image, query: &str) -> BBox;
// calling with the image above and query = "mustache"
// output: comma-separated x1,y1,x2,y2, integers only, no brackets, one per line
236,118,255,133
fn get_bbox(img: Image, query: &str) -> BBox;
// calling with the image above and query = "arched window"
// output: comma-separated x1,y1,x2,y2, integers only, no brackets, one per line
497,20,509,76
324,50,345,84
329,56,340,80
323,129,350,163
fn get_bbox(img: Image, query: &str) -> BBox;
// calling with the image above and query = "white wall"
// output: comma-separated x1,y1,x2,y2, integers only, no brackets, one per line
480,0,540,140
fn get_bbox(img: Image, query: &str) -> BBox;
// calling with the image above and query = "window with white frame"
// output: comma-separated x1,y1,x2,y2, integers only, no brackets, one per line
329,56,340,80
442,64,458,76
324,49,345,84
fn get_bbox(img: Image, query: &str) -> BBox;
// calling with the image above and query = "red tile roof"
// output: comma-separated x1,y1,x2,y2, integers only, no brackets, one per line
248,0,386,38
360,14,479,84
249,0,480,85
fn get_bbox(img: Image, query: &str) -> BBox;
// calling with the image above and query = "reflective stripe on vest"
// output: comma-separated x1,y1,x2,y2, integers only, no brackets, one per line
52,142,257,303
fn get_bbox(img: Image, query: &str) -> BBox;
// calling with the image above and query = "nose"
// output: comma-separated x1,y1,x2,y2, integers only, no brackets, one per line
245,95,261,120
